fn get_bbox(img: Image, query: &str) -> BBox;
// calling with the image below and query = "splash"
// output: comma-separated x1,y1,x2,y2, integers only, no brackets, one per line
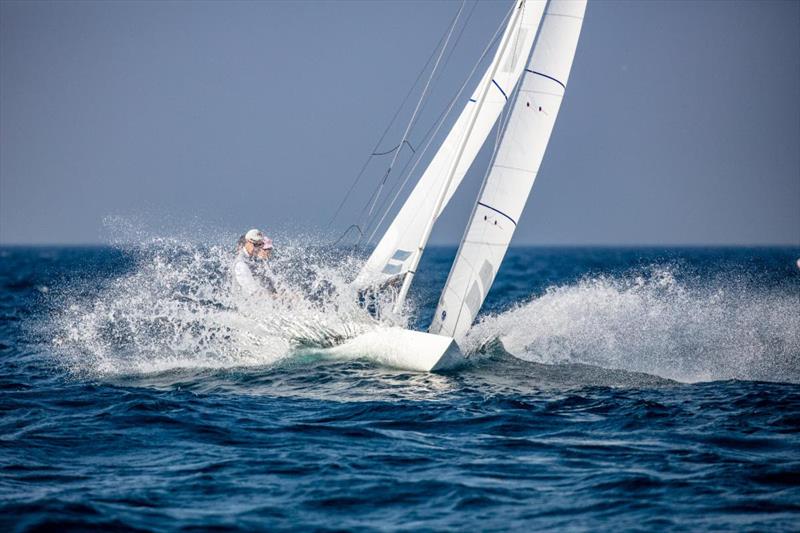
463,267,800,383
51,233,405,377
49,228,799,385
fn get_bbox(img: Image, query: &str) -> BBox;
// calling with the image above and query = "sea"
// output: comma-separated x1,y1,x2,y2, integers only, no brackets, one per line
1,243,798,532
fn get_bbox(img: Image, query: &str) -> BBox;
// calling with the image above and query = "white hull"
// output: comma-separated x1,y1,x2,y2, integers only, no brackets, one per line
327,327,465,372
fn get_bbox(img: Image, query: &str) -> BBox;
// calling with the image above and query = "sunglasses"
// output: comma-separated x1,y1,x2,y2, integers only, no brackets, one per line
249,241,272,250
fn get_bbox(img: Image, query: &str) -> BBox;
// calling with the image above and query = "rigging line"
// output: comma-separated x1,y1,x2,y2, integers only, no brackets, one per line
361,79,470,242
363,31,510,245
449,78,522,334
362,0,514,243
363,0,466,221
326,8,468,229
486,0,525,161
436,0,524,255
329,224,364,247
353,4,472,240
478,0,530,201
487,57,517,172
355,1,479,242
363,1,515,246
361,1,514,247
371,140,416,157
391,0,530,315
394,0,480,152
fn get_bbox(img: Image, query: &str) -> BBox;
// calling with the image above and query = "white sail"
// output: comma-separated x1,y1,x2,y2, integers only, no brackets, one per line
429,0,586,339
355,0,547,288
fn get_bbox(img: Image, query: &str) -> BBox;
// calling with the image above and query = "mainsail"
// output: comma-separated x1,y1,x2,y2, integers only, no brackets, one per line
430,0,586,338
355,0,547,292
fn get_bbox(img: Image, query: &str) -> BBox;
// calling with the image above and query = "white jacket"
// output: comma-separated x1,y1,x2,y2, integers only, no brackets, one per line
233,250,263,298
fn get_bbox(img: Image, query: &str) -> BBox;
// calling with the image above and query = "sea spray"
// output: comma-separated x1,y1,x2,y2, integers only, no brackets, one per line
51,236,399,377
45,234,800,384
464,266,800,383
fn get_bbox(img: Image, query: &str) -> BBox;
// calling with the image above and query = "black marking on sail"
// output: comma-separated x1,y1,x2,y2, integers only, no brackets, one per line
491,79,508,101
525,69,566,91
478,202,517,226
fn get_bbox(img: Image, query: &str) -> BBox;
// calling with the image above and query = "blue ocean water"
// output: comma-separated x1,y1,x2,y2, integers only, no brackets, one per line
1,245,799,531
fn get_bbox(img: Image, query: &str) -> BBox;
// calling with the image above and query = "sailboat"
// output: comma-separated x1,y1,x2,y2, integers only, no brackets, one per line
341,0,586,371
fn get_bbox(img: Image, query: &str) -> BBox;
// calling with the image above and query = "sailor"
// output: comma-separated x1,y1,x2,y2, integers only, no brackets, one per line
233,228,276,298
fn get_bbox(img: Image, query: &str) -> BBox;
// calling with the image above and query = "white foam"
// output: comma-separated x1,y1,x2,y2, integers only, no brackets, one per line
463,267,800,383
49,220,799,384
51,231,403,377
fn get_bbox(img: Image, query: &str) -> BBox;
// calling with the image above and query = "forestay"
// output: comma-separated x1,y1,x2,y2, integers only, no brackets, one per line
429,0,586,339
355,0,547,288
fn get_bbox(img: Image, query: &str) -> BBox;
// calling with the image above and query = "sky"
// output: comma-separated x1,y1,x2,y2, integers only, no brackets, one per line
1,0,798,246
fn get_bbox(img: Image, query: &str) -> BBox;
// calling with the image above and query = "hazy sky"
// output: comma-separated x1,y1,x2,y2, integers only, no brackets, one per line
1,0,798,245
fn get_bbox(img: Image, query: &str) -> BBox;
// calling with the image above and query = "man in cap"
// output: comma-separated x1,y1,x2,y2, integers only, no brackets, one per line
233,228,276,298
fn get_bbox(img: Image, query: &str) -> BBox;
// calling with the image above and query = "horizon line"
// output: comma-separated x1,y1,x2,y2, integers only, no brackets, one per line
1,242,798,249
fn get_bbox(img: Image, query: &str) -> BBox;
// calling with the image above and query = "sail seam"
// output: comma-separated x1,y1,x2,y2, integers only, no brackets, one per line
493,163,538,174
545,13,584,22
478,202,517,226
519,88,563,97
525,69,566,90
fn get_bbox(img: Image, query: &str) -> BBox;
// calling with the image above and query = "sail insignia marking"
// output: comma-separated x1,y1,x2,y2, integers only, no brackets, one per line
478,202,517,226
524,69,566,91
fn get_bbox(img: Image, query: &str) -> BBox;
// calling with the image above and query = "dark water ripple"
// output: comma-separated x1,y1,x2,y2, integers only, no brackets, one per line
1,246,799,531
2,374,799,531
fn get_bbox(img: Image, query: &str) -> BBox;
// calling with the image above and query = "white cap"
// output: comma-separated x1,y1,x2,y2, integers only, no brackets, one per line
245,229,273,249
245,229,264,243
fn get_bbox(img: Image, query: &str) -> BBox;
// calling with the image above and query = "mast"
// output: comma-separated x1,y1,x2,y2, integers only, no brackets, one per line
354,0,545,296
391,0,529,314
429,0,586,338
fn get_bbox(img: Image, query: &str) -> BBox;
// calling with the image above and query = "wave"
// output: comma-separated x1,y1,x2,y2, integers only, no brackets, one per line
463,267,800,384
46,226,799,385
